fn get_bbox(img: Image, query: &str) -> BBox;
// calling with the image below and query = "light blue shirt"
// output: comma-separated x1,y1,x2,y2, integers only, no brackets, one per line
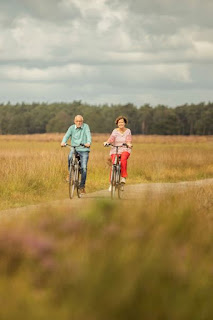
62,123,91,152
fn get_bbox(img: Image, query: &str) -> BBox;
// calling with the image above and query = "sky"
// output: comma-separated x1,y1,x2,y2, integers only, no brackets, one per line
0,0,213,107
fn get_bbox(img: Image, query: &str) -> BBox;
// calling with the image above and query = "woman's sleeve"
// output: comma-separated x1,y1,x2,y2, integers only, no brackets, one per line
107,129,116,143
126,129,132,143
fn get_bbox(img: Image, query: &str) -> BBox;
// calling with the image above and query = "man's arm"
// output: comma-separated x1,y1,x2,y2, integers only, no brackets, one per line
61,126,72,146
126,129,132,147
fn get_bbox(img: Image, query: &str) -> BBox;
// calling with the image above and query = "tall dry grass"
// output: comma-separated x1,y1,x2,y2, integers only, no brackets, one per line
0,185,212,319
0,134,213,210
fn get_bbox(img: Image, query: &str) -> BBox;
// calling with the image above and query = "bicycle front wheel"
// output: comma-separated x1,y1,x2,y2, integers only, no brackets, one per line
118,182,125,199
76,165,82,198
69,165,75,199
117,165,124,199
111,166,116,199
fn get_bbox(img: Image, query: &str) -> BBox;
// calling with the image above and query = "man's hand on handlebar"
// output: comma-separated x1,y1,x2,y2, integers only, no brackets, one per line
61,142,66,147
84,143,91,148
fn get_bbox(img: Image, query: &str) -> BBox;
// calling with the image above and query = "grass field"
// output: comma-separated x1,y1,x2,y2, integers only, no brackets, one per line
0,134,213,210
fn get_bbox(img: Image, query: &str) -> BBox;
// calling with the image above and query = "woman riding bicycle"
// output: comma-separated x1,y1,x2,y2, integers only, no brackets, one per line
104,115,132,190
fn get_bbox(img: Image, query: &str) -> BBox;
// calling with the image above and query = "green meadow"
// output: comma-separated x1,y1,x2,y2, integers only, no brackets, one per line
0,134,212,210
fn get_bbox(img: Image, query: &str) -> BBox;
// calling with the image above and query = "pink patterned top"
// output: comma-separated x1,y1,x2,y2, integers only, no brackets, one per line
107,128,132,155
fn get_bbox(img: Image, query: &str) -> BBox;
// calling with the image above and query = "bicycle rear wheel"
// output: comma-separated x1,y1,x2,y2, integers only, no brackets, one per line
69,165,75,199
111,166,116,199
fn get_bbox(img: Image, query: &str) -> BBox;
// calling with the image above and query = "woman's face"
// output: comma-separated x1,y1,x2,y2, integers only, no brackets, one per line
117,118,126,129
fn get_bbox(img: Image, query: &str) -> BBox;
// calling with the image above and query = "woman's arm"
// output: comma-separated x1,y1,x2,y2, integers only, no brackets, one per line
126,129,132,147
104,129,116,145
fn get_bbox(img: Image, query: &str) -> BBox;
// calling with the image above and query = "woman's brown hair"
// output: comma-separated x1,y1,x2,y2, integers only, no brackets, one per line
115,115,128,125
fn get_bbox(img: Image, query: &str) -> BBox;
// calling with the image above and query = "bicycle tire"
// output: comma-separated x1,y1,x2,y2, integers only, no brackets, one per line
69,165,75,199
116,164,120,183
118,183,125,199
117,165,123,199
111,166,116,199
76,164,82,198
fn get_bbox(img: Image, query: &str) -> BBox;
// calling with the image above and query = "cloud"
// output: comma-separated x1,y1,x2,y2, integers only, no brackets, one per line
0,63,98,82
0,0,212,106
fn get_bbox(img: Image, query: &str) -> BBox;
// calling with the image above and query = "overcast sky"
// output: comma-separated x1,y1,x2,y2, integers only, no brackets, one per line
0,0,213,107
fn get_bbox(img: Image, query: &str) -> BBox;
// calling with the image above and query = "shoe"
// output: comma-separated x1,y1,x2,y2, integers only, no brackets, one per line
120,177,126,184
79,188,86,194
66,174,69,182
108,185,112,192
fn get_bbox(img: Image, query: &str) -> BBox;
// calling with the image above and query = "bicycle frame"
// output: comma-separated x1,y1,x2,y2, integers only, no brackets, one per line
105,143,129,199
111,148,122,199
65,144,83,199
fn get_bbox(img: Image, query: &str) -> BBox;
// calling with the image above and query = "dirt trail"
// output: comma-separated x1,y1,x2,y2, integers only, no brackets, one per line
1,178,212,217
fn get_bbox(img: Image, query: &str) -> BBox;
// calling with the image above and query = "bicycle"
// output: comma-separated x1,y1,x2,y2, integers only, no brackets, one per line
63,143,85,199
104,143,130,200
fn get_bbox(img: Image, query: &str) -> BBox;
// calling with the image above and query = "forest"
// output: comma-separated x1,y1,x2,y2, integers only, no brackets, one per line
0,101,212,135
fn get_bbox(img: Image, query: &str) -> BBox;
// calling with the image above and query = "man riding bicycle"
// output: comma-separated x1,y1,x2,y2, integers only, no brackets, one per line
61,115,91,195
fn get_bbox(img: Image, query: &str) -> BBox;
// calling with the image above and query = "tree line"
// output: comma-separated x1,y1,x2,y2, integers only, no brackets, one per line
0,101,212,135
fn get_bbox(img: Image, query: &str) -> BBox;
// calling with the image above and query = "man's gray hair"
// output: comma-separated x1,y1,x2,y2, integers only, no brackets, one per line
74,115,84,121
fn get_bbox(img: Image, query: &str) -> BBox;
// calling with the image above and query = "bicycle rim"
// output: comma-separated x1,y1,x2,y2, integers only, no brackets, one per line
76,166,82,198
117,166,123,199
111,167,116,199
69,166,75,199
118,182,125,199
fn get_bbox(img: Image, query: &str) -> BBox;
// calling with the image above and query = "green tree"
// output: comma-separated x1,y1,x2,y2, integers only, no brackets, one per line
138,104,153,134
151,105,179,135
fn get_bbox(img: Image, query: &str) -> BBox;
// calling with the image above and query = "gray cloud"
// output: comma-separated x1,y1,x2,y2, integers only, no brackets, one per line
0,0,81,24
0,0,212,106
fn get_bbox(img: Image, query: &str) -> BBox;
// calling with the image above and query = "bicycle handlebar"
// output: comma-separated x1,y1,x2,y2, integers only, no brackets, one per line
104,143,131,148
62,143,90,148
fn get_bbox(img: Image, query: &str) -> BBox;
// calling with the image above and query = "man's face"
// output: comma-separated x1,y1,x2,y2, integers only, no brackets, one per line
74,117,83,128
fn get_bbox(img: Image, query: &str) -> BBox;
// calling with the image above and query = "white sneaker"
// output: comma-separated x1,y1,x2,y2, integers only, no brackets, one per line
120,177,126,184
108,185,112,192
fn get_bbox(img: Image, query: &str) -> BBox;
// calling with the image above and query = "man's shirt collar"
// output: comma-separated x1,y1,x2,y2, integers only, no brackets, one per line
75,124,83,129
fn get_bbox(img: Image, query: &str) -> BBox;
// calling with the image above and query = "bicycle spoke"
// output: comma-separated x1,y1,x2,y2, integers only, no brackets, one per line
69,166,75,199
77,165,82,198
111,166,116,199
118,182,125,199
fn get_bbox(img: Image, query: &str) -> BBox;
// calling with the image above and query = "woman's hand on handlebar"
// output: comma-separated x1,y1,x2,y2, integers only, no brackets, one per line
103,141,110,146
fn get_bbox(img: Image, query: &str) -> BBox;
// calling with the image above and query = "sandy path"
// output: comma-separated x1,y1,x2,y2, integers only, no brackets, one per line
0,178,212,217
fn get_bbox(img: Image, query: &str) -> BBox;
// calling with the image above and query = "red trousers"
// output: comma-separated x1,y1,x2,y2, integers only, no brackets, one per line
110,152,130,179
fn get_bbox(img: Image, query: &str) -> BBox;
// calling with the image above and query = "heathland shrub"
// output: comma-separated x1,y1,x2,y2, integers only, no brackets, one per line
0,188,213,319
